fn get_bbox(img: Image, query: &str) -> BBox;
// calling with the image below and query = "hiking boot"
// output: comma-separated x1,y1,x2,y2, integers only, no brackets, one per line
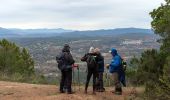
115,91,122,95
60,90,65,93
67,91,75,94
84,87,88,94
111,91,122,95
96,88,100,92
99,89,105,92
102,88,105,91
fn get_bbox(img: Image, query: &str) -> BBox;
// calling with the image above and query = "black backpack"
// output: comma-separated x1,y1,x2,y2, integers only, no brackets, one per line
56,53,65,70
86,55,97,69
56,52,74,71
121,59,127,71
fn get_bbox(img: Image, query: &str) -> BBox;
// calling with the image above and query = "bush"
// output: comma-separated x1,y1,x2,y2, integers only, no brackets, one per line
129,49,170,99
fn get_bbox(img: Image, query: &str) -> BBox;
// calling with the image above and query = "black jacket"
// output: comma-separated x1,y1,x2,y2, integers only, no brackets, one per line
81,53,98,70
56,48,75,71
96,53,104,72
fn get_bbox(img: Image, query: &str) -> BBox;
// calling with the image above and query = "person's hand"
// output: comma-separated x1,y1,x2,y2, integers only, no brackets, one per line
105,64,110,69
72,64,79,68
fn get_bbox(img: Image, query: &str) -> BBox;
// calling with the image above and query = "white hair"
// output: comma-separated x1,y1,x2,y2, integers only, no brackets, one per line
89,47,94,53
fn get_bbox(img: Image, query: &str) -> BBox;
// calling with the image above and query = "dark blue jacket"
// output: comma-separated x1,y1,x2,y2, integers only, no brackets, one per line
97,54,104,72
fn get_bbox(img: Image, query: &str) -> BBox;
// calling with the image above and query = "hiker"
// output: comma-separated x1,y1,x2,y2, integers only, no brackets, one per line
56,44,75,94
94,48,105,92
106,48,123,95
81,47,98,94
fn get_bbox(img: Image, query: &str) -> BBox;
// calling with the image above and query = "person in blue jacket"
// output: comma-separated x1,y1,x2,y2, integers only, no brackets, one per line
108,48,123,95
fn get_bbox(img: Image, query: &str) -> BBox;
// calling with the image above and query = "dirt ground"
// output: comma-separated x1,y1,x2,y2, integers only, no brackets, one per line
0,81,144,100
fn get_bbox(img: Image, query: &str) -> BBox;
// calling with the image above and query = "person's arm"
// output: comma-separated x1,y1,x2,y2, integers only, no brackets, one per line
81,54,88,62
109,56,121,73
110,56,121,68
68,53,75,65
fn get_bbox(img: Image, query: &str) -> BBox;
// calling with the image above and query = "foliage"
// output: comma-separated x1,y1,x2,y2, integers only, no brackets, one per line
130,49,170,99
150,0,170,53
149,0,170,99
129,0,170,99
0,39,48,84
0,39,34,76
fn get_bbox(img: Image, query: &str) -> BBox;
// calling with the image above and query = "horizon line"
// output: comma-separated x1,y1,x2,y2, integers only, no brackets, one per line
0,26,152,31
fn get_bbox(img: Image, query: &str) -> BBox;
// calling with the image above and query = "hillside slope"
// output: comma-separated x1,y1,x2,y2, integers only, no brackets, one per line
0,81,144,100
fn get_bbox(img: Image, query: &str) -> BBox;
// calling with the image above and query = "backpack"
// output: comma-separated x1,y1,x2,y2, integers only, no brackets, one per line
121,59,127,71
56,53,65,70
56,52,74,71
86,55,97,69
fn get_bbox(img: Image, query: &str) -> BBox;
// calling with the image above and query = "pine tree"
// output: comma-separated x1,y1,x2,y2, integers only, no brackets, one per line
0,39,34,77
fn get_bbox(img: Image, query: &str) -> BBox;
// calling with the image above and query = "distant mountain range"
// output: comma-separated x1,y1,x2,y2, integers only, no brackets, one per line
0,27,154,38
0,27,74,37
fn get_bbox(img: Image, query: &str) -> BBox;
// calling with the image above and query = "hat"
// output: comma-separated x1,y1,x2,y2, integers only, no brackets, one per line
110,48,117,56
64,44,70,48
89,47,94,53
62,44,70,52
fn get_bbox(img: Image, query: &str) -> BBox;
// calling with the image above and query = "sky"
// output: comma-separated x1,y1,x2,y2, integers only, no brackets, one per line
0,0,165,30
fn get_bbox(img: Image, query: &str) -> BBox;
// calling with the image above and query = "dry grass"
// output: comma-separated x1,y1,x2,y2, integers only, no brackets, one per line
0,81,144,100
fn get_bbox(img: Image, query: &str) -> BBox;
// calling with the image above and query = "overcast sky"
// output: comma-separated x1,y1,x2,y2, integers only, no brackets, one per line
0,0,165,30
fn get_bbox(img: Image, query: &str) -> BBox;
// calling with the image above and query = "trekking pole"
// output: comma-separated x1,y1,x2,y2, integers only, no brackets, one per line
77,66,80,91
72,67,75,92
72,64,79,92
105,64,110,87
108,73,111,87
106,70,108,87
74,64,80,91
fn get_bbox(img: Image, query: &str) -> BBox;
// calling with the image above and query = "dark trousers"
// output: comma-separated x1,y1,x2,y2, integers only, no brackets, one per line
85,68,97,92
96,72,104,90
60,69,72,92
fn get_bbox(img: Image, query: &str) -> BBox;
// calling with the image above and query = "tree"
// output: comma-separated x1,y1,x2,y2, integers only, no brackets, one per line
150,0,170,54
150,1,170,98
129,0,170,99
0,39,34,77
21,48,34,76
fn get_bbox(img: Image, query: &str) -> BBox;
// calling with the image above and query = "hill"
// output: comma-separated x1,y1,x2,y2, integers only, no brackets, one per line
0,81,144,100
0,27,19,37
0,27,153,37
61,28,153,37
0,27,73,37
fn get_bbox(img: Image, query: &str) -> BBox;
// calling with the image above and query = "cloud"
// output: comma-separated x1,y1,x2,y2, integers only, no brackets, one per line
0,0,165,30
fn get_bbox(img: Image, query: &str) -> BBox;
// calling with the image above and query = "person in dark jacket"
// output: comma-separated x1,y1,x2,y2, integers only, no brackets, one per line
120,58,126,87
108,48,123,95
94,48,105,92
56,44,75,94
81,47,98,94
